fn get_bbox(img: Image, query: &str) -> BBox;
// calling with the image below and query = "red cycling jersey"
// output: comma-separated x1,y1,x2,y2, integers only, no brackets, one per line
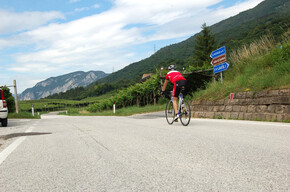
165,70,186,84
165,70,186,98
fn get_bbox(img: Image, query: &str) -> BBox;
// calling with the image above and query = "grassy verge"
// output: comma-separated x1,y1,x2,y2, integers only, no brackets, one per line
8,112,41,119
192,36,290,100
61,104,166,116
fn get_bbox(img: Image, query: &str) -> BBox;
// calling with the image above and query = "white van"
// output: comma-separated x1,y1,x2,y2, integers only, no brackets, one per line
0,89,8,127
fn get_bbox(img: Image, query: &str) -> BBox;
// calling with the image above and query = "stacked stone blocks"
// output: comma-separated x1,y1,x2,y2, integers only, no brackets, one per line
191,89,290,122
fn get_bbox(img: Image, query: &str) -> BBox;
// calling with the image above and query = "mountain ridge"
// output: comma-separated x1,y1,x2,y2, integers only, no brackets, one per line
20,71,108,100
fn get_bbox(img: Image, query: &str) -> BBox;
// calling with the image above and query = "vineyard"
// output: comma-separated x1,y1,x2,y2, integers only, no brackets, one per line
88,74,161,112
19,99,92,112
18,94,110,113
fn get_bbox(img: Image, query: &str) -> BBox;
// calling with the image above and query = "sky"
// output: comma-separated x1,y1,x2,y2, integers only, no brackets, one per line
0,0,264,93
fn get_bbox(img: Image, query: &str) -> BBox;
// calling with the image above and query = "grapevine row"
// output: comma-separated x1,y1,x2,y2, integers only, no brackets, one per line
88,74,161,112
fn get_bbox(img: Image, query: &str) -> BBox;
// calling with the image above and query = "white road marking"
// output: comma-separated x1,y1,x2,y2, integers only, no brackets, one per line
0,124,35,166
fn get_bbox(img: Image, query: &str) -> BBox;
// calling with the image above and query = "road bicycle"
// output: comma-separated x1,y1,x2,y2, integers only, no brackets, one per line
165,91,191,126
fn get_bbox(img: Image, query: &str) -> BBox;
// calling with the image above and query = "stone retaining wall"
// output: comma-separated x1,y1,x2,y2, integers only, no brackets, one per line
191,89,290,122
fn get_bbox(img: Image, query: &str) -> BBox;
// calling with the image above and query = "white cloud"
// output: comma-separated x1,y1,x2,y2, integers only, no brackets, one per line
1,0,264,92
93,4,100,9
69,0,81,3
0,10,65,35
74,3,100,12
74,7,90,12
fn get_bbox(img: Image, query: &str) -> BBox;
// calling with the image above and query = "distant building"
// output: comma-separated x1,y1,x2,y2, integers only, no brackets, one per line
141,73,152,82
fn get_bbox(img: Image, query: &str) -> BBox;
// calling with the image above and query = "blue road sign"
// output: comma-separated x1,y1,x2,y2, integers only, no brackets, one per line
210,46,226,59
213,62,230,74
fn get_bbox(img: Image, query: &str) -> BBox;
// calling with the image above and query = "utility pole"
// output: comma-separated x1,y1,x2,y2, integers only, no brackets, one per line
13,80,19,113
3,80,19,113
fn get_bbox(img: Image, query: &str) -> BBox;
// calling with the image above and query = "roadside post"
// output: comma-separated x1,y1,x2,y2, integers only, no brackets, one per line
210,46,230,83
160,67,164,90
31,104,35,117
113,101,116,114
230,93,234,100
13,80,19,113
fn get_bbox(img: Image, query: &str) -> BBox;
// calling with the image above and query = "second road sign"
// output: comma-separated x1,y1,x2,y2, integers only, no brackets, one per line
211,54,226,65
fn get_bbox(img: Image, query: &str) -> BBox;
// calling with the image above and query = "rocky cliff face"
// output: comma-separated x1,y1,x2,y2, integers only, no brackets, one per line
20,71,108,100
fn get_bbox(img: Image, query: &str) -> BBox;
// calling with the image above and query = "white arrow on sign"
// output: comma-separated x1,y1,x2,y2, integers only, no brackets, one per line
213,62,230,74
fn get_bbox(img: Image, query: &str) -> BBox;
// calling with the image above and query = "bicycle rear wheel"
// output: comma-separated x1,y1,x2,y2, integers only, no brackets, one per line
180,100,191,126
165,101,175,125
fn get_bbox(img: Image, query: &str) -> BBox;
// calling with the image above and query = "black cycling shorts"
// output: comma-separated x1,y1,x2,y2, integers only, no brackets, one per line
172,80,186,97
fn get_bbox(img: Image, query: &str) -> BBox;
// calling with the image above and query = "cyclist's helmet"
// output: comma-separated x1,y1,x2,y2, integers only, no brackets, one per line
167,64,176,71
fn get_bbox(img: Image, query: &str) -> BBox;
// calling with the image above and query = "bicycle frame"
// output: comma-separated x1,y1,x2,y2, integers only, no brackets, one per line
170,91,183,116
178,93,184,115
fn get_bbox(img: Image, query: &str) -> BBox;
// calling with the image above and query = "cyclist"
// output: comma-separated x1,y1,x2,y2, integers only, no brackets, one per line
161,64,186,121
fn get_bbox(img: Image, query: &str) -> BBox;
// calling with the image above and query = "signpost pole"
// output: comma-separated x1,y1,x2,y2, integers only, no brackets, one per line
220,72,223,83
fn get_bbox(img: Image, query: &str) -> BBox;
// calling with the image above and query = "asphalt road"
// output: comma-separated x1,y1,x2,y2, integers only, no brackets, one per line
0,112,289,191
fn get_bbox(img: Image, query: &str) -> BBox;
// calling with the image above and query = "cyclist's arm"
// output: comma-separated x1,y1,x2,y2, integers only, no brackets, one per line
162,79,169,92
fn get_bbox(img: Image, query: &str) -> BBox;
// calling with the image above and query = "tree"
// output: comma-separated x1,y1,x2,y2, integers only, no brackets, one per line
193,23,217,67
2,86,16,113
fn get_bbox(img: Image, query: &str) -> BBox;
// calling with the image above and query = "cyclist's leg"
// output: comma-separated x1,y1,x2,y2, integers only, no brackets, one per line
172,83,179,114
172,97,178,114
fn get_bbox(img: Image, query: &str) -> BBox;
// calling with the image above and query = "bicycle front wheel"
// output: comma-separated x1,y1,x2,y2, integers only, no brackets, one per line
165,101,175,125
180,100,191,126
